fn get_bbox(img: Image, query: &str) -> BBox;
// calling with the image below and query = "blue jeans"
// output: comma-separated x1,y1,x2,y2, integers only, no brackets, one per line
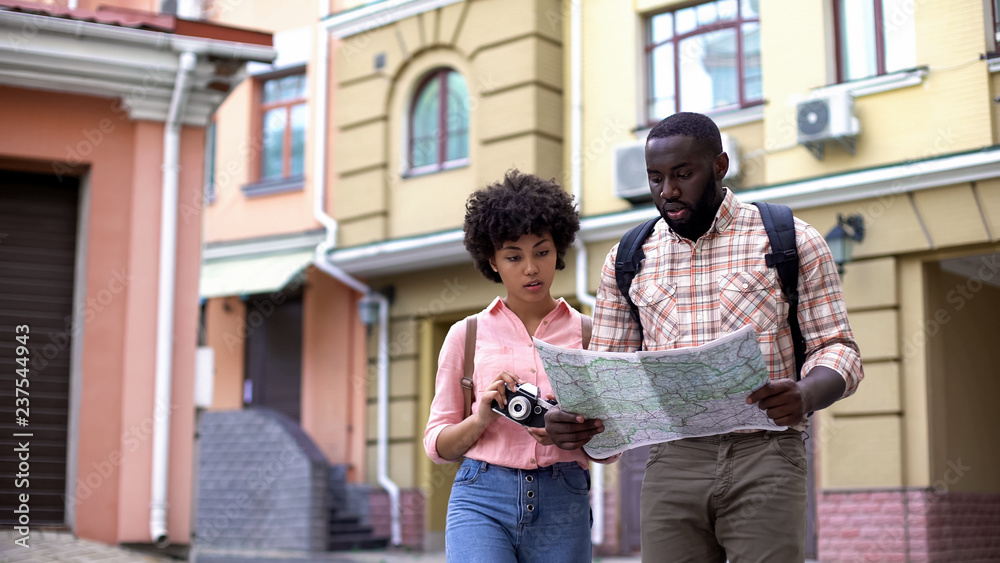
445,458,592,563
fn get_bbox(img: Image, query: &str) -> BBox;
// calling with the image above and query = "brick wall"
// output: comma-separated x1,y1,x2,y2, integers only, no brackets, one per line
370,489,425,549
195,408,329,552
818,489,1000,562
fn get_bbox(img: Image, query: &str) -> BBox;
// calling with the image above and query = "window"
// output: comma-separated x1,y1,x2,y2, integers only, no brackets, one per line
646,0,762,123
835,0,916,82
260,73,306,182
409,69,469,174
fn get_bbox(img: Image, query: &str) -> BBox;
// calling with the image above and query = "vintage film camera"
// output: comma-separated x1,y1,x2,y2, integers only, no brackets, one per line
491,382,556,428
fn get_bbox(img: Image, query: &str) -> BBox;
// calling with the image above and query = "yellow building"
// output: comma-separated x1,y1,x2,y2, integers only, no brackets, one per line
323,0,1000,560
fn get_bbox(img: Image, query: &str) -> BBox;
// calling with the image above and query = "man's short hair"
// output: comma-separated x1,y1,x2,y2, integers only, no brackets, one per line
647,112,724,157
463,169,580,283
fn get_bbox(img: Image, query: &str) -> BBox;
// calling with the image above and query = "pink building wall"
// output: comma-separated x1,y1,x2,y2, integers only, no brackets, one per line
0,85,203,545
301,267,366,482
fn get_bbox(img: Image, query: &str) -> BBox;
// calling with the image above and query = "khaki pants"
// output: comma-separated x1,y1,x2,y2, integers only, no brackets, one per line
640,430,808,563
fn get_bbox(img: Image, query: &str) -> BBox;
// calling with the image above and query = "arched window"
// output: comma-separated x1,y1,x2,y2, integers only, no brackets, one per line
409,68,469,174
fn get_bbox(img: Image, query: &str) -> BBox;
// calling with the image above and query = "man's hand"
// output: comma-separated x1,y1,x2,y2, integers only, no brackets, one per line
747,379,807,427
525,427,554,446
544,405,605,450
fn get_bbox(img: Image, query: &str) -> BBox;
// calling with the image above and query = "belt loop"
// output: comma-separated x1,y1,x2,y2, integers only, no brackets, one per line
481,460,489,472
551,464,560,478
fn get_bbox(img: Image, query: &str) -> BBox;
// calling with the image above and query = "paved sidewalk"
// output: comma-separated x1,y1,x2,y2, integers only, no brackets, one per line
0,530,176,562
0,530,643,563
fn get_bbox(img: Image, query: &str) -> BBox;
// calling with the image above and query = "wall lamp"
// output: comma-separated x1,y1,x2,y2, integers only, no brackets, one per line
825,214,866,275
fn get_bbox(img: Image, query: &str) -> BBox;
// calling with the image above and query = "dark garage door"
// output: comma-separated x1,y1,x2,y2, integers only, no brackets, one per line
0,169,79,525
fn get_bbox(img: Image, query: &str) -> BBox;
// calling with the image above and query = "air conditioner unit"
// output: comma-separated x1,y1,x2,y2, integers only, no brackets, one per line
796,90,860,160
612,133,742,202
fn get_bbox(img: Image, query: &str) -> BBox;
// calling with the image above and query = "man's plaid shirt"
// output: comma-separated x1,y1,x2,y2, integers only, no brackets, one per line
592,189,863,426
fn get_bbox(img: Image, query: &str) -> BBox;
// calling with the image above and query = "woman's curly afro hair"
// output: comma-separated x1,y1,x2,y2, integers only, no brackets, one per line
464,169,580,284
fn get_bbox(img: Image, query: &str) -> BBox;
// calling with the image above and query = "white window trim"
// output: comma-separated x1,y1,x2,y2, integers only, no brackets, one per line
811,67,927,99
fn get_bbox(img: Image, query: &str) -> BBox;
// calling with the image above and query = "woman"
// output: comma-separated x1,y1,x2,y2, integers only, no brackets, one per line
423,170,605,562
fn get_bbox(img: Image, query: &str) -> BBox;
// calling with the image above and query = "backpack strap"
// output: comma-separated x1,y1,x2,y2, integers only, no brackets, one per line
753,202,806,380
614,217,660,327
462,316,477,419
581,314,592,350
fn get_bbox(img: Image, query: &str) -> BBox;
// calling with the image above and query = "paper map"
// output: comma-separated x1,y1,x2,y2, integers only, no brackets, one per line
535,325,785,459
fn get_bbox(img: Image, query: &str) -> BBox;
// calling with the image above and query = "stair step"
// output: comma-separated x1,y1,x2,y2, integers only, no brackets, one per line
329,522,374,535
327,534,389,552
328,514,361,525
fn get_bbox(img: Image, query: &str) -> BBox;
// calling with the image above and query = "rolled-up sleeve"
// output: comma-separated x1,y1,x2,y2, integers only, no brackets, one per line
423,320,467,464
795,221,864,399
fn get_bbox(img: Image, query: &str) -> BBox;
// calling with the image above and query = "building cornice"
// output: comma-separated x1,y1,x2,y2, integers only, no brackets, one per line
203,230,326,261
322,0,464,38
328,147,1000,278
0,10,275,125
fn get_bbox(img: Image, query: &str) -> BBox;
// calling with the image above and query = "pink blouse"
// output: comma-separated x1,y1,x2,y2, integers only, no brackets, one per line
423,297,592,470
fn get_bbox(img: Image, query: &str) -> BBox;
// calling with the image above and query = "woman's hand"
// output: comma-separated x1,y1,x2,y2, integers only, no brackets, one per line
476,371,523,425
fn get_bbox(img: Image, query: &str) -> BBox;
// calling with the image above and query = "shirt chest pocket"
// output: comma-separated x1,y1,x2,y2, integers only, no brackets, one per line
629,281,679,344
718,271,784,334
472,344,514,395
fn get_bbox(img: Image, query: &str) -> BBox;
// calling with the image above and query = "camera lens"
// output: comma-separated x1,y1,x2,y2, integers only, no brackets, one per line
508,396,531,421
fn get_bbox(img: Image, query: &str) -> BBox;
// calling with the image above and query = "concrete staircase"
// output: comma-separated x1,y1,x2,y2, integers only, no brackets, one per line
326,464,388,552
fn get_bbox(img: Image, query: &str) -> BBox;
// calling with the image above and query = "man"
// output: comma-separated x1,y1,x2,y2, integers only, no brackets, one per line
545,112,863,562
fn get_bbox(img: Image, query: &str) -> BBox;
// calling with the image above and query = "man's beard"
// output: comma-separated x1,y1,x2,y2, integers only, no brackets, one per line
662,177,722,241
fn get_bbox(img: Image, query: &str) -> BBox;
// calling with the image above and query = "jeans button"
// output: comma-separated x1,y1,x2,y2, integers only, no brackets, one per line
527,504,534,512
526,475,533,482
527,491,534,498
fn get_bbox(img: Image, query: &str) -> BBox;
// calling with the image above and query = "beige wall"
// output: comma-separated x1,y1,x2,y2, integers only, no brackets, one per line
203,0,324,243
333,0,565,247
0,86,202,544
926,262,1000,494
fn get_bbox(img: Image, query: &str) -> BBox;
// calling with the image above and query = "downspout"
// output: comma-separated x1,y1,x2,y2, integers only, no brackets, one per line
150,49,197,546
312,9,402,546
568,0,605,547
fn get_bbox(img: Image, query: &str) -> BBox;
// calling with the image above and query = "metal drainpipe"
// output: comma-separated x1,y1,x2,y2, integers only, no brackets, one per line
150,49,197,547
568,0,605,547
311,10,402,545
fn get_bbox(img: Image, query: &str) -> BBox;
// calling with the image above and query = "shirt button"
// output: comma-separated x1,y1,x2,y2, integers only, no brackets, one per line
743,283,749,289
696,314,703,321
695,277,701,284
530,458,536,464
531,368,536,373
542,321,548,325
528,343,533,348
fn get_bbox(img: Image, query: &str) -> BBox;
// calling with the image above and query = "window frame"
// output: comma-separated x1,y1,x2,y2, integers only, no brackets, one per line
243,67,308,197
407,68,469,177
833,0,888,83
258,71,307,181
644,0,763,126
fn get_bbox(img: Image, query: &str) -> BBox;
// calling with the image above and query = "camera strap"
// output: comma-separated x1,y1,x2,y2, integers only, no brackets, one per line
461,313,593,420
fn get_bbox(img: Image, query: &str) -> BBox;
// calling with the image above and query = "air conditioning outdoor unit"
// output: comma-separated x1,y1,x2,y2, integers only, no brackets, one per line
612,133,741,202
796,90,860,160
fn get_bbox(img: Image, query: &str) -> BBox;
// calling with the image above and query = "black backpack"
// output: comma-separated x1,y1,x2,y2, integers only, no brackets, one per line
613,202,806,380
